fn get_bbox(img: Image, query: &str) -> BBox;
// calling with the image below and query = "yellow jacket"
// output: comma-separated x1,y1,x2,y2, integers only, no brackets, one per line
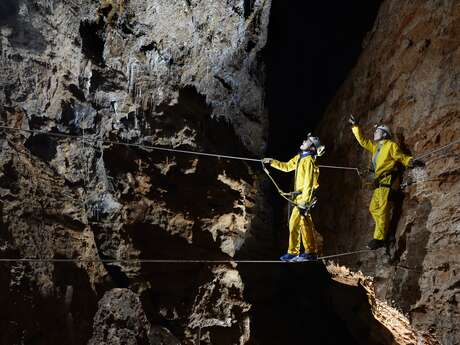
270,154,319,203
351,126,412,179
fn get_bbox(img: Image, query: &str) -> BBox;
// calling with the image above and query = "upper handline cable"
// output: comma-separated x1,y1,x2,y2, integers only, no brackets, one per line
0,125,358,171
108,139,262,162
316,164,360,174
2,124,457,171
0,125,261,163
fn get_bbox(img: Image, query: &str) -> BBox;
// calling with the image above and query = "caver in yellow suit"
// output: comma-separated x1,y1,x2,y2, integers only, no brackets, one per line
350,123,414,248
270,149,321,260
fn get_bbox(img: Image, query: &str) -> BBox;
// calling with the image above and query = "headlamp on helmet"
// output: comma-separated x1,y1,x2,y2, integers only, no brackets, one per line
374,124,392,138
306,133,326,157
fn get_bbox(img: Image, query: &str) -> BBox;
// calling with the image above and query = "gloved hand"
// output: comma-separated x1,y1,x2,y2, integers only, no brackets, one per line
297,201,307,209
262,158,273,164
297,201,309,216
408,159,425,169
348,114,358,126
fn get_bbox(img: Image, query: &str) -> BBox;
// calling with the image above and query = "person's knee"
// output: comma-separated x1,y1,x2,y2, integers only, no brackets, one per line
369,196,379,212
369,203,375,213
289,217,299,229
370,203,381,215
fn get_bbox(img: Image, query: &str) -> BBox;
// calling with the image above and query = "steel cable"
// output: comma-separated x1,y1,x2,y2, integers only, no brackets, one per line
0,249,372,264
0,125,359,170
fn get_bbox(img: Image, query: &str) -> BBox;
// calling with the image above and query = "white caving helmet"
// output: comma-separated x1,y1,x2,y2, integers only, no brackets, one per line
374,124,392,138
306,133,326,157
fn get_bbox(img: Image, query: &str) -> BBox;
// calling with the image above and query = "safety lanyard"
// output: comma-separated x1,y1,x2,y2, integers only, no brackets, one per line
294,151,313,189
370,142,383,175
261,151,318,223
261,161,315,212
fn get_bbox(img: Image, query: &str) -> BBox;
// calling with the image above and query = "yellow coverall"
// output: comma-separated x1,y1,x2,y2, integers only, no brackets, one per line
351,126,412,240
270,154,320,255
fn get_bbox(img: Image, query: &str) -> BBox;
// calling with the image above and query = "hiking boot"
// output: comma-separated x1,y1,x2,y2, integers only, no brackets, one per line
367,239,385,250
279,253,297,262
292,253,317,262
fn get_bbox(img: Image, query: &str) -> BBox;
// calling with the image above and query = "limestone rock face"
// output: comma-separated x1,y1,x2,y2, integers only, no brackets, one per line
317,1,460,344
0,0,271,344
88,288,159,345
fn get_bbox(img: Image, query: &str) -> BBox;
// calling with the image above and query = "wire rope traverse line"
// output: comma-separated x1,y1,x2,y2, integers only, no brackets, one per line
0,249,372,264
1,124,459,169
318,249,372,260
0,125,362,171
0,125,260,162
414,136,460,160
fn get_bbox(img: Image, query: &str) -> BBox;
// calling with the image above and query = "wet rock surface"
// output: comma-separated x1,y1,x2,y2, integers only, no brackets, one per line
317,1,460,344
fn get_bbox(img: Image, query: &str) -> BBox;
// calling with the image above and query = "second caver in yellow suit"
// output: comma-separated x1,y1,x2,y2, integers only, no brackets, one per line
270,153,320,255
351,126,412,240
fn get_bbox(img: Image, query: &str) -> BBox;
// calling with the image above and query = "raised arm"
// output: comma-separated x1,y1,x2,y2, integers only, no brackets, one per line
390,142,412,167
270,154,299,172
351,125,376,152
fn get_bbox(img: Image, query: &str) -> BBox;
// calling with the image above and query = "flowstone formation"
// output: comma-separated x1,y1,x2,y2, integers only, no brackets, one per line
0,0,271,343
317,1,460,344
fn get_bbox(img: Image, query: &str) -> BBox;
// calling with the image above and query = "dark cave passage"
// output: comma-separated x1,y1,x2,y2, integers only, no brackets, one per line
261,0,382,255
240,2,387,345
240,263,395,345
0,0,18,24
264,0,382,157
261,0,382,262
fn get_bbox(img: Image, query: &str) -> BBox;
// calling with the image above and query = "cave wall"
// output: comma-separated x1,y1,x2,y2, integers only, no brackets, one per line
0,0,271,344
317,1,460,344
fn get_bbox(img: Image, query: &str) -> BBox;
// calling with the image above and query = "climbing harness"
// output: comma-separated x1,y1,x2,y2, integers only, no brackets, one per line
367,170,398,189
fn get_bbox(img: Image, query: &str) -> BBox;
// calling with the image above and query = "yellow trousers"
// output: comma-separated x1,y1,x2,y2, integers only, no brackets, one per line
369,187,391,240
287,207,317,255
